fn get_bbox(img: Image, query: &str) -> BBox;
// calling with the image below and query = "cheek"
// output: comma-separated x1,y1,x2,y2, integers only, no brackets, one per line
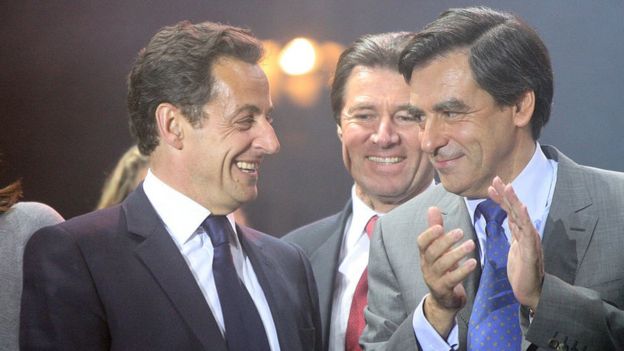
341,141,353,170
453,125,483,157
340,127,367,162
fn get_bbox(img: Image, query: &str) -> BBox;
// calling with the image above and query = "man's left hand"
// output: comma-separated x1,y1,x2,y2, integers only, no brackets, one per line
488,176,544,311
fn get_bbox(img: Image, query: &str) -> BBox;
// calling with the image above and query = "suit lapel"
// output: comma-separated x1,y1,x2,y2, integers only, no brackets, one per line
541,146,597,283
308,200,352,343
123,187,226,351
238,226,299,351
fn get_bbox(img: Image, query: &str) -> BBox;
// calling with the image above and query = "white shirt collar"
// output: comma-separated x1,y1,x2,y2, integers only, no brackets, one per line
142,169,238,247
345,179,435,249
348,186,380,243
465,142,556,234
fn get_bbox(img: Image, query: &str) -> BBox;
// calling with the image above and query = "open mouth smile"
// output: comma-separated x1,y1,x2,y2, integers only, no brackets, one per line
236,161,259,173
367,156,404,164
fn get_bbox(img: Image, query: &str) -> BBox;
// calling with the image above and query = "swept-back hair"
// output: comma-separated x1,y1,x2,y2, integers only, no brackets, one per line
128,21,263,155
399,7,553,139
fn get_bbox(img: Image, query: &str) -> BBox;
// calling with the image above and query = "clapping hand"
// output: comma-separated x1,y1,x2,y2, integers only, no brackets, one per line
417,206,477,337
488,176,544,311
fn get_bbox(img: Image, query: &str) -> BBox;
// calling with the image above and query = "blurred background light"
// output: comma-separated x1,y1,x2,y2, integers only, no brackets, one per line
278,37,317,75
262,38,344,107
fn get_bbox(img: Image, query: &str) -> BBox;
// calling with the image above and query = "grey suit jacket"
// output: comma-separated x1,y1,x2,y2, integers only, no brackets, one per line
361,146,624,351
283,200,353,351
21,186,321,351
0,202,63,351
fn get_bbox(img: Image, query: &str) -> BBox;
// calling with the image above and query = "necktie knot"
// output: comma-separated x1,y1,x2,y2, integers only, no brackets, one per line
365,215,379,238
476,199,506,228
201,215,231,247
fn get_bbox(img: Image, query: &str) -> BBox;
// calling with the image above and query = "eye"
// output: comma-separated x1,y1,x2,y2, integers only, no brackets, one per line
407,111,426,124
405,107,426,124
353,113,374,121
442,110,462,119
396,112,420,123
236,115,255,130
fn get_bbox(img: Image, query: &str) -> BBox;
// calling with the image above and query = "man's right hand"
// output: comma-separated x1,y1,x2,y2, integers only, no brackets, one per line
417,206,476,338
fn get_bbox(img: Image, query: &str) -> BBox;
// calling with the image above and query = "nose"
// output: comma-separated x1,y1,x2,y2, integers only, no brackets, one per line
420,116,446,155
255,118,280,155
371,117,399,147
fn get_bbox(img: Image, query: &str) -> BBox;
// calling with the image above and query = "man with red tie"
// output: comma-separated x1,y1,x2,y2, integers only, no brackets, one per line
284,32,434,351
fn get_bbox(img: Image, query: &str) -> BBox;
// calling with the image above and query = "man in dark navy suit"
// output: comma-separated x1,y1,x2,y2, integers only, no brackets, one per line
20,21,321,351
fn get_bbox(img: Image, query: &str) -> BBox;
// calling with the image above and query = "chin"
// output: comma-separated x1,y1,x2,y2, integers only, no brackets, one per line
438,179,465,195
238,191,258,204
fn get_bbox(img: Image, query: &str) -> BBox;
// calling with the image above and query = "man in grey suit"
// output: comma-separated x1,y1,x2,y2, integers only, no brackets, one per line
284,33,434,351
21,21,321,350
362,7,624,351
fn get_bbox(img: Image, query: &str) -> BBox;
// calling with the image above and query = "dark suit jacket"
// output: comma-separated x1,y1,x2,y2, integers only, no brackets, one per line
20,186,321,351
361,146,624,351
283,200,352,350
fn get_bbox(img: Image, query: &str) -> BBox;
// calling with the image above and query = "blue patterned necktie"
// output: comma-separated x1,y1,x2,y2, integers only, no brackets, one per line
467,199,521,351
202,215,271,351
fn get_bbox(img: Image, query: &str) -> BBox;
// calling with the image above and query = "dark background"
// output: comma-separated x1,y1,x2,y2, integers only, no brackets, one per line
2,0,623,236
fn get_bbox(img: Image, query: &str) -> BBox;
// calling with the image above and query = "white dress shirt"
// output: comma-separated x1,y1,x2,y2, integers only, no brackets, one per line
412,143,558,350
328,186,381,351
142,170,281,351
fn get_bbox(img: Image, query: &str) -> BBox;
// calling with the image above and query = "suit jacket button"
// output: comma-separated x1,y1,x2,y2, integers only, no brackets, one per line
549,339,560,348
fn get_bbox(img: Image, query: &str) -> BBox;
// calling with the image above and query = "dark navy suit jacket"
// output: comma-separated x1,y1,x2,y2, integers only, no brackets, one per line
20,186,321,351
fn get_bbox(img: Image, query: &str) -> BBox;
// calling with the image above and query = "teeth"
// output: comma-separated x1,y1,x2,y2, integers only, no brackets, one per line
367,156,403,164
236,161,258,173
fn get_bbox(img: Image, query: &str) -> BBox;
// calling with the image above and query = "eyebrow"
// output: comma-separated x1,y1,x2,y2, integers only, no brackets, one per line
395,103,411,111
407,105,425,116
432,98,470,113
346,103,376,114
234,104,274,116
346,103,412,115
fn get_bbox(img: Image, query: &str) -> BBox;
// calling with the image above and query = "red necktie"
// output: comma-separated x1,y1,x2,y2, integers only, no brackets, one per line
345,215,379,351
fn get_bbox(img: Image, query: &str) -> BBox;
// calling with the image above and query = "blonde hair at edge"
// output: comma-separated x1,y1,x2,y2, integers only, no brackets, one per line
96,145,149,209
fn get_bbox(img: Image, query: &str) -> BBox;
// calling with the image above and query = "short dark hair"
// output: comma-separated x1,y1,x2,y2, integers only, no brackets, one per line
330,32,413,125
399,7,553,139
127,21,264,155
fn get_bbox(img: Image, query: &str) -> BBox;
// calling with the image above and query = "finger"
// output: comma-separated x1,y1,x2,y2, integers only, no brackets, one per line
442,257,478,290
503,184,529,228
489,177,515,218
418,207,445,254
427,206,443,228
431,239,476,277
417,224,445,254
502,185,541,247
487,185,503,207
424,229,464,265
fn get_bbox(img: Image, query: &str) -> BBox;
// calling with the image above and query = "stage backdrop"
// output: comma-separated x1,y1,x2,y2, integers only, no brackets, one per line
2,0,623,235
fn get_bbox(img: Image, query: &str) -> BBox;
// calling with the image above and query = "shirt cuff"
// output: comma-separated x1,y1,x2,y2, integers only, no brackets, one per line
412,296,459,351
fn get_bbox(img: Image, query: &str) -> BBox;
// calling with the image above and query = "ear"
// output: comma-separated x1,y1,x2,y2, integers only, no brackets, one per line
155,103,184,150
336,124,343,141
512,90,535,128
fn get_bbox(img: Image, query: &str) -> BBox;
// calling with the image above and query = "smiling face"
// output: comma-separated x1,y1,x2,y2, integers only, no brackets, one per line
179,57,280,214
338,65,434,212
409,50,535,198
